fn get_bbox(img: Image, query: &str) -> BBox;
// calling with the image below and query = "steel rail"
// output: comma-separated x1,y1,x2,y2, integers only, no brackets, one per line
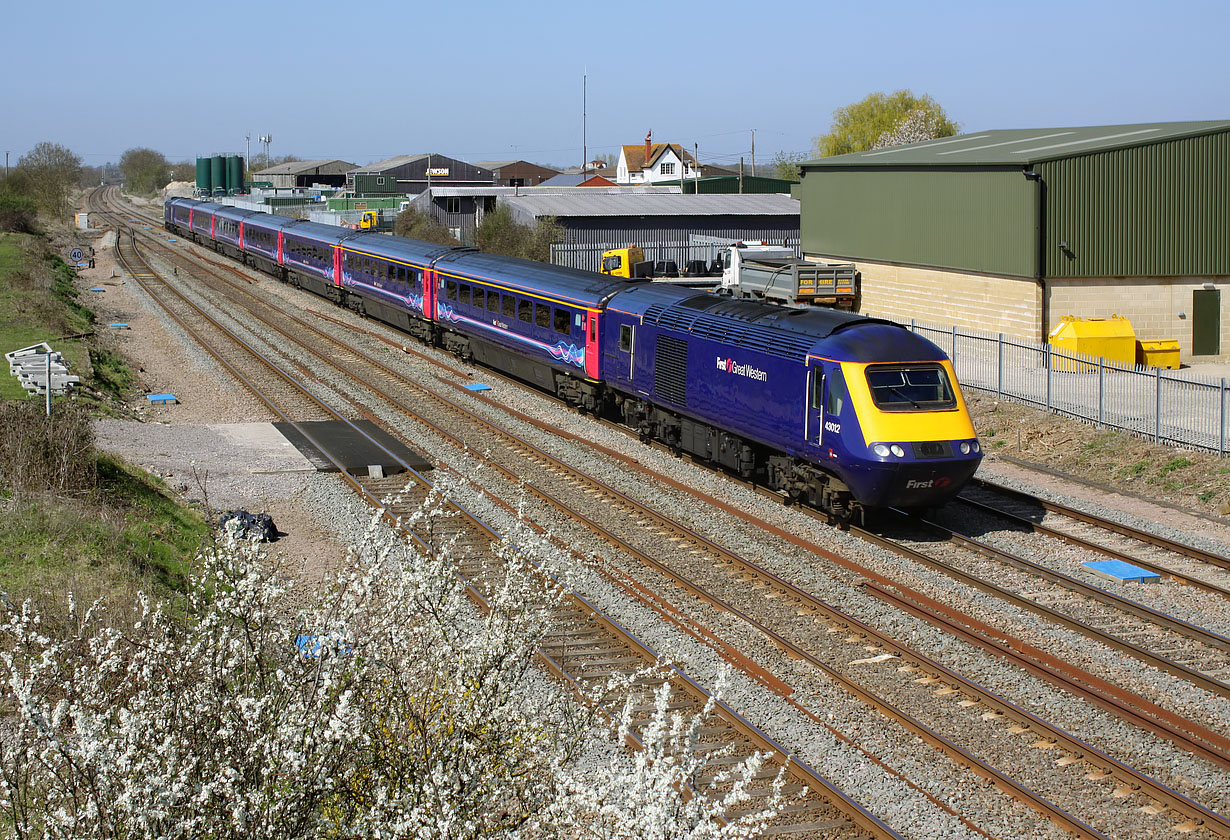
110,189,1225,836
98,190,899,838
970,477,1230,573
953,495,1230,598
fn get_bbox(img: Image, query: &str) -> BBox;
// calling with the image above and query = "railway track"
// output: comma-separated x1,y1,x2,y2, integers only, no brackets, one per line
92,189,905,839
95,190,1230,840
962,478,1230,588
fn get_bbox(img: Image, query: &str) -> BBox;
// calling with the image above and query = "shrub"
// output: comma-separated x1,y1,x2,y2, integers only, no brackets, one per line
394,207,460,246
0,400,96,497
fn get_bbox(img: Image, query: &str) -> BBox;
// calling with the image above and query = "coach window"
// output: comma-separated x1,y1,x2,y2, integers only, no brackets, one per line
503,294,515,317
387,264,396,283
518,299,532,322
554,308,569,334
458,283,471,305
535,302,551,329
446,280,457,300
486,290,499,312
397,266,406,284
474,288,486,309
619,324,632,352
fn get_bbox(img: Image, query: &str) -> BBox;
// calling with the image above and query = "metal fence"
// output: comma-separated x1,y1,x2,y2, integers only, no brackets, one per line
908,320,1229,455
551,233,800,273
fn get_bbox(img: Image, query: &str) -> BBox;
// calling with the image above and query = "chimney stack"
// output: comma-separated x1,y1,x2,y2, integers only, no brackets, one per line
644,131,652,164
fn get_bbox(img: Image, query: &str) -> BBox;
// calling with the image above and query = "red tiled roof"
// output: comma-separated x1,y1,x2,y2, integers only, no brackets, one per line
621,143,696,172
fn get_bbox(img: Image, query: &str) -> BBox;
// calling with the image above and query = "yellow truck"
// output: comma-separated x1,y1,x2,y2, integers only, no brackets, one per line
600,246,645,278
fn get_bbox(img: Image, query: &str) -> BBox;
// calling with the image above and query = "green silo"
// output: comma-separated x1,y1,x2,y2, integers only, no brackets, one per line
210,155,225,196
226,156,243,193
196,157,211,194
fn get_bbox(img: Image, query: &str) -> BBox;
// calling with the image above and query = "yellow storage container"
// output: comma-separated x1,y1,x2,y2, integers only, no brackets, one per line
1047,315,1137,371
1137,339,1180,369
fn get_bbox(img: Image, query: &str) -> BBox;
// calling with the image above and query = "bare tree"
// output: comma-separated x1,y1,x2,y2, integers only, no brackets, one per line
17,141,81,219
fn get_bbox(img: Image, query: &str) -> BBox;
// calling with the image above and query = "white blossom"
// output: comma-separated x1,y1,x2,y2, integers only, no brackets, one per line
0,481,789,839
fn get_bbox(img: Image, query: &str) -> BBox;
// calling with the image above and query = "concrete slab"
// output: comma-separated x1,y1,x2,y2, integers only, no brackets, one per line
273,420,432,476
1082,559,1161,584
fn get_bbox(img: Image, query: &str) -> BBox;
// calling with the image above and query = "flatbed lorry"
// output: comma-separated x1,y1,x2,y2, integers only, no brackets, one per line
716,242,857,309
600,242,858,308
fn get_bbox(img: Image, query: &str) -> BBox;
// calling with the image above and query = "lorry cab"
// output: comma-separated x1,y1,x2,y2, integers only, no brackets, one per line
600,246,645,278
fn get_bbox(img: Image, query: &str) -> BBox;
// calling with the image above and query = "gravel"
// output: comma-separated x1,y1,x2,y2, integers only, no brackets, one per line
90,213,1229,837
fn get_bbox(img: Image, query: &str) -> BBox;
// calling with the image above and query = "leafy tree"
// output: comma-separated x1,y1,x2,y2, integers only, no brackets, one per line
474,204,562,263
119,147,171,195
812,90,958,157
394,207,460,246
16,141,81,219
769,151,807,181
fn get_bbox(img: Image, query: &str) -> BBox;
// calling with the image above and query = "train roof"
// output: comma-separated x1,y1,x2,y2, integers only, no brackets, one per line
213,206,262,222
642,293,947,363
339,231,463,267
186,201,227,215
435,249,634,309
277,219,350,245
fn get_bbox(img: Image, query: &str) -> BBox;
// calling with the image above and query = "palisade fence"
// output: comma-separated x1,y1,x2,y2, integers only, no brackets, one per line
907,320,1229,456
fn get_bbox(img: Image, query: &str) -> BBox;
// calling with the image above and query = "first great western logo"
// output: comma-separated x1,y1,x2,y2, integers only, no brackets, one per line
716,356,768,382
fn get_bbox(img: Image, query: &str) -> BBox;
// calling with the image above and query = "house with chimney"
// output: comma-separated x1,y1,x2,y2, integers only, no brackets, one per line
617,133,699,185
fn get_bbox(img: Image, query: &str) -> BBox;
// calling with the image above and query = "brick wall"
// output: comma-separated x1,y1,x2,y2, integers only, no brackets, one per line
1048,276,1230,362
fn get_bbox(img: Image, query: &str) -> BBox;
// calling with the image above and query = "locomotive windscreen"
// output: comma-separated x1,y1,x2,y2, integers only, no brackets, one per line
865,364,956,411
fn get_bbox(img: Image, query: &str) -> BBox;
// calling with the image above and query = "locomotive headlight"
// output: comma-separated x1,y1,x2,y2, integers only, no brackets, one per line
959,442,971,454
873,444,890,457
889,444,905,458
972,440,981,453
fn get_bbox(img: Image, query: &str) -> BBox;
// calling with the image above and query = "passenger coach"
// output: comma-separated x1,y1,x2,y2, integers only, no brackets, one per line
164,196,982,517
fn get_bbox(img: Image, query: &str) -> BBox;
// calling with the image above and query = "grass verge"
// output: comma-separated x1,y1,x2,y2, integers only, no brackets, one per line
0,453,208,607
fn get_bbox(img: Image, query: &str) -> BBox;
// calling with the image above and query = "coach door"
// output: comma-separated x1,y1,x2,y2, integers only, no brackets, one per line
806,362,825,448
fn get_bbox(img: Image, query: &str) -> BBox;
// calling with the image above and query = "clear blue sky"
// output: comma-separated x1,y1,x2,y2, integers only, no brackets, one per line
4,0,1229,170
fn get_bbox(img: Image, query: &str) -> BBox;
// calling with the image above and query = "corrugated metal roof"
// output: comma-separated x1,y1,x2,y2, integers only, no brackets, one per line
502,193,799,218
423,185,682,197
802,120,1230,167
254,159,357,175
351,154,429,172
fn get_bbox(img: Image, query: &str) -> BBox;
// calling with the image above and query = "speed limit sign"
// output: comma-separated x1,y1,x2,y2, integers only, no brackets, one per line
70,247,83,262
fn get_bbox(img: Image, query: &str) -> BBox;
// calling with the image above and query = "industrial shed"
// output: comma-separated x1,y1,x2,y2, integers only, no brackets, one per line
253,159,357,189
347,154,493,194
501,193,800,272
474,160,559,187
795,120,1230,361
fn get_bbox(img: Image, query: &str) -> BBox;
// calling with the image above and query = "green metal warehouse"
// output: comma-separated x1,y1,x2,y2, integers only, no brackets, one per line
794,120,1230,361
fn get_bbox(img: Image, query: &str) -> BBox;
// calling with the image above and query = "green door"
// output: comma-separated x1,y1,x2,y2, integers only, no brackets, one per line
1193,289,1221,356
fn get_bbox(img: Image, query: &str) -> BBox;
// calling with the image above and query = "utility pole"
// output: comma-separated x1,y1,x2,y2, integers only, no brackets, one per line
582,69,587,174
750,129,756,178
245,132,250,175
693,143,699,193
4,151,8,178
739,157,744,194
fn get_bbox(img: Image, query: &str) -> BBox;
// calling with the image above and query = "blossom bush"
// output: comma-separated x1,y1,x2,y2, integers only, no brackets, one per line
0,481,790,839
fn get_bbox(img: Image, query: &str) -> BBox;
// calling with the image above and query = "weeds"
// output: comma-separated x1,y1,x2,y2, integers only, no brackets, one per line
1159,456,1192,475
